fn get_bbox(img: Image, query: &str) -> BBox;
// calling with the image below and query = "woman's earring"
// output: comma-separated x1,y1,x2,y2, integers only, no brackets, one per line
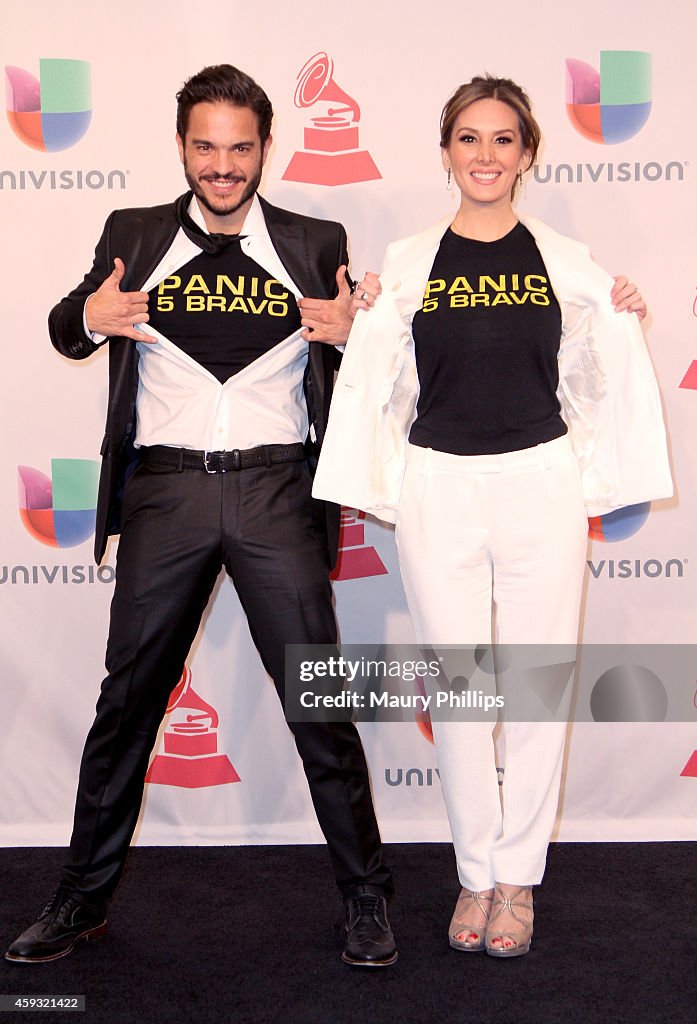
447,167,452,191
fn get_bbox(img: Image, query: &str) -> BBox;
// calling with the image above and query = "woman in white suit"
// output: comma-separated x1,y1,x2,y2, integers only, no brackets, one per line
312,75,672,958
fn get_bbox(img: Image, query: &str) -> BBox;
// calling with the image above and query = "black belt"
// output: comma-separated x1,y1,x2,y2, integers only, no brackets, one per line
140,443,306,474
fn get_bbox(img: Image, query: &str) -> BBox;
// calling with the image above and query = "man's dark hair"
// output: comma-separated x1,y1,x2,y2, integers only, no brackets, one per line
176,64,273,144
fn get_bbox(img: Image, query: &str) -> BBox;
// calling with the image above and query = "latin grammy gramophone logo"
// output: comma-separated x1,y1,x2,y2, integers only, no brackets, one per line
330,508,388,581
283,51,381,186
679,289,697,390
145,666,239,789
680,691,697,778
414,676,434,745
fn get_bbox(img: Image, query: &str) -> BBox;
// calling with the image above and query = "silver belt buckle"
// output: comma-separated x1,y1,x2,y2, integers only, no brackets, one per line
203,450,241,473
203,450,221,474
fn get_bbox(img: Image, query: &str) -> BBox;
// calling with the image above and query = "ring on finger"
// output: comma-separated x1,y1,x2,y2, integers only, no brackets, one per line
360,291,370,301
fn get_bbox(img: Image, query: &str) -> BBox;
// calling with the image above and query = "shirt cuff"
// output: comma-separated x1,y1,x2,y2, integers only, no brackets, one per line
83,296,107,345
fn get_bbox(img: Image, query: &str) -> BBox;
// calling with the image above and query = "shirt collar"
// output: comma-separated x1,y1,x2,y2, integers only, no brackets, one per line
187,192,300,297
188,192,269,241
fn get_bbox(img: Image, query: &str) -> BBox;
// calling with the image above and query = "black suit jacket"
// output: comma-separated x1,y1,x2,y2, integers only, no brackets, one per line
48,193,344,564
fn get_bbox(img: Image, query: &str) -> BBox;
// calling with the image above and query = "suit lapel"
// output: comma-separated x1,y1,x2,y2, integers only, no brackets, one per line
256,196,337,441
258,196,321,298
112,200,184,293
137,226,181,290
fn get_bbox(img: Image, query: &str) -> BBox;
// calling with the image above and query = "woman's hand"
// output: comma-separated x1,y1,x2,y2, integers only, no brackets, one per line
351,272,382,317
611,276,647,321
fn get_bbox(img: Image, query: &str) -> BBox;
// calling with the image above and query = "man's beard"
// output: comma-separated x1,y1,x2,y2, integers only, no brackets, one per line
184,158,263,223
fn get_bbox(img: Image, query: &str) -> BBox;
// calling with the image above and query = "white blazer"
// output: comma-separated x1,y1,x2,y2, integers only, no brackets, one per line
313,215,673,523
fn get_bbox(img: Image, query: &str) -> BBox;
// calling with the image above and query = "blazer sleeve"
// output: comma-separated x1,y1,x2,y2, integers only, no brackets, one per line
316,220,349,298
336,224,349,294
311,219,349,370
332,223,349,368
48,212,116,361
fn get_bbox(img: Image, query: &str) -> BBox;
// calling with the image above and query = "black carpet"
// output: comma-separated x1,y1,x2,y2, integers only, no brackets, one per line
1,843,694,1024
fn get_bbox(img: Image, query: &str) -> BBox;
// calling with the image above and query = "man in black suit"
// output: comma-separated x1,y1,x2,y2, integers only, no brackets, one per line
6,64,395,968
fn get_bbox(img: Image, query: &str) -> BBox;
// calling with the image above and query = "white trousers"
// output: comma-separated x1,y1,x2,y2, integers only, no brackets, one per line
396,436,588,890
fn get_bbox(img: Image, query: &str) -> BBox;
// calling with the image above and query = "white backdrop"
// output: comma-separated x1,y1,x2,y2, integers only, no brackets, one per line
2,0,696,849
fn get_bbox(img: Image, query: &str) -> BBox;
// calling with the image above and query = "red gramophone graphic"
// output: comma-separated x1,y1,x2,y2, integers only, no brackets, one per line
330,508,388,581
414,676,434,744
283,52,381,186
682,691,697,775
145,666,239,789
678,290,697,389
679,361,697,389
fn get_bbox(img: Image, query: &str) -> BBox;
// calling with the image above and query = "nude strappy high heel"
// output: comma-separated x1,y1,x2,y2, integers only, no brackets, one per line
448,887,494,952
485,885,534,958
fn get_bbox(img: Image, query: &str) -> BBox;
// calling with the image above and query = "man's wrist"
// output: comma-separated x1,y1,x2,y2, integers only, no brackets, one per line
83,295,107,344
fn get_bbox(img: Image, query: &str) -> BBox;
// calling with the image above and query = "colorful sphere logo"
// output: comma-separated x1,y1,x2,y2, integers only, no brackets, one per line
5,59,91,152
18,459,99,548
566,51,651,145
588,502,651,542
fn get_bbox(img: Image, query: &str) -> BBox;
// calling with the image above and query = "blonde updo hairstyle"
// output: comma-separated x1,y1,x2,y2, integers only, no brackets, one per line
440,75,542,197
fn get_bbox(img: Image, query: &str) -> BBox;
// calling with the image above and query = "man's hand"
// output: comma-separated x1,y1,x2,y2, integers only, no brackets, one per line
611,275,647,321
85,258,154,342
298,266,354,345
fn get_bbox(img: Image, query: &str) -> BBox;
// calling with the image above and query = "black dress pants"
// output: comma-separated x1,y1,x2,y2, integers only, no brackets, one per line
60,459,392,904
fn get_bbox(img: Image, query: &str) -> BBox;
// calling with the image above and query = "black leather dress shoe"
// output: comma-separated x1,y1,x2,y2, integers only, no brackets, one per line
342,889,398,967
5,890,107,963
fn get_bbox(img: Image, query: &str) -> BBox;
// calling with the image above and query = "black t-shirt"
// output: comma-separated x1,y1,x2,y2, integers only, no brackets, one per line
148,242,301,384
409,222,566,455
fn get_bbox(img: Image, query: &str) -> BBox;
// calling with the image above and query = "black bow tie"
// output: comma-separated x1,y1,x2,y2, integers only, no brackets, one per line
206,231,246,250
176,196,247,254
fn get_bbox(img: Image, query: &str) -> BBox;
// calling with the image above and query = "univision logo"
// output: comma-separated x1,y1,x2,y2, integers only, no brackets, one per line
586,503,684,579
532,160,684,185
533,52,682,186
588,502,651,542
587,558,684,580
566,50,651,144
18,459,98,548
5,59,91,152
1,564,114,585
384,767,440,787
